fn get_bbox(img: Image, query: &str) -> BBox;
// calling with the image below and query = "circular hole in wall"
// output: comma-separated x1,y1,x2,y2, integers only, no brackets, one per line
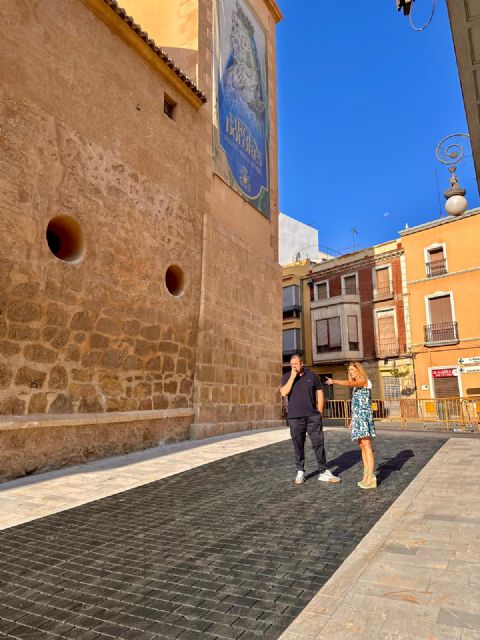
165,264,185,297
46,215,85,263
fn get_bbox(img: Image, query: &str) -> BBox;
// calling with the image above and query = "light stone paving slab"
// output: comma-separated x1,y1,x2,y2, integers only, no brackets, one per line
438,607,480,631
374,548,456,570
279,438,480,640
0,427,291,530
341,592,439,623
350,579,434,606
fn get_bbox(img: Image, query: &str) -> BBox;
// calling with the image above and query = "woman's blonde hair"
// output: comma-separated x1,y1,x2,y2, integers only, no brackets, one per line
348,361,368,382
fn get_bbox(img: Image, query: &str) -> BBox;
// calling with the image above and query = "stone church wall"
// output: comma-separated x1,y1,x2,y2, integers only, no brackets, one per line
0,0,283,479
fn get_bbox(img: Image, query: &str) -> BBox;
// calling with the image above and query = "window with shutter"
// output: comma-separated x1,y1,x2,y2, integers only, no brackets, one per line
429,295,453,324
433,376,459,398
283,329,301,356
283,285,300,311
427,295,455,342
429,247,444,262
343,274,357,295
376,268,389,285
329,317,341,348
376,312,397,356
316,317,342,352
347,315,359,350
316,320,328,348
378,315,395,339
426,246,447,276
374,267,392,299
316,282,328,300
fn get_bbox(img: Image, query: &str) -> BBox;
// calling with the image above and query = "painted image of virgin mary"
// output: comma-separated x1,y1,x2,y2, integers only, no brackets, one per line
223,4,265,121
218,2,268,201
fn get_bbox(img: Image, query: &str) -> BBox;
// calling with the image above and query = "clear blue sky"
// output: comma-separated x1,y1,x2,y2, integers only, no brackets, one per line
276,0,479,255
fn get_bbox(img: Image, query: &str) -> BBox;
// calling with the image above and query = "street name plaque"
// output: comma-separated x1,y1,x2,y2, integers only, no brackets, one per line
458,356,480,365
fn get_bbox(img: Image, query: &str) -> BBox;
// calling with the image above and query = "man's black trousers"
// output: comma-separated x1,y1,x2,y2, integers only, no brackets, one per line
288,414,327,472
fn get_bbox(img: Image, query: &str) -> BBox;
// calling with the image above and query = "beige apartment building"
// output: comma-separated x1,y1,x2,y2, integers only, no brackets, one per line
0,0,283,480
307,240,413,403
282,260,315,371
281,239,414,407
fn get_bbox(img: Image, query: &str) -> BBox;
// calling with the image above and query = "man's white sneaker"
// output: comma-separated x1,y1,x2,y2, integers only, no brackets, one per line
294,470,305,484
318,469,341,483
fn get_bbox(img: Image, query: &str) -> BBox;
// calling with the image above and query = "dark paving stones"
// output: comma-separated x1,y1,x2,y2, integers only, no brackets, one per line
0,431,445,639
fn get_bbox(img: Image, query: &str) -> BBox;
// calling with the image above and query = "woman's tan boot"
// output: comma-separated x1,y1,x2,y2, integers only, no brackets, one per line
357,467,368,487
359,471,377,489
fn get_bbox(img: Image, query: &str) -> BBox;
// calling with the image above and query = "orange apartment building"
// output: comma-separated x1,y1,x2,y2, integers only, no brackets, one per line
400,209,480,400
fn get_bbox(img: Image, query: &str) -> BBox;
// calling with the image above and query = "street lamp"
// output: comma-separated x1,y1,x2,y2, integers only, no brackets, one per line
396,0,435,32
435,133,470,217
397,0,414,15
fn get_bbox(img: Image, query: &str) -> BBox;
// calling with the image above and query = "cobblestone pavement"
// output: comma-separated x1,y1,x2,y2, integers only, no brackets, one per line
0,431,445,640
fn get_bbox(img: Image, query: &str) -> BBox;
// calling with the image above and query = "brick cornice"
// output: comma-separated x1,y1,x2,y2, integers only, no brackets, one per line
309,249,403,282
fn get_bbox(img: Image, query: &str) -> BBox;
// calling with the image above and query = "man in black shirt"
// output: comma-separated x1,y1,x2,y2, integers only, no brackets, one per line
280,354,340,484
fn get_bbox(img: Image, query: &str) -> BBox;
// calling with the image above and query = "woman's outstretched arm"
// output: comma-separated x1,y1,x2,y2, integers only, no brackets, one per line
325,376,367,388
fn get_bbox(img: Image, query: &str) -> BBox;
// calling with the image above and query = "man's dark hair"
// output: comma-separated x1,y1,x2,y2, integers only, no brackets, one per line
290,354,303,363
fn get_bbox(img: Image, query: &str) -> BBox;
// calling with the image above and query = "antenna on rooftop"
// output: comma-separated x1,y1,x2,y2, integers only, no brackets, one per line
351,227,358,251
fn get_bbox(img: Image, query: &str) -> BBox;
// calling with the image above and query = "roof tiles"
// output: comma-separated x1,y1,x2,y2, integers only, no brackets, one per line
103,0,207,104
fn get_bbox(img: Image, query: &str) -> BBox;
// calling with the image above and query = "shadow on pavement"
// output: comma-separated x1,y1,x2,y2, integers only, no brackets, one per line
376,449,415,484
303,450,362,481
328,450,362,476
305,448,416,484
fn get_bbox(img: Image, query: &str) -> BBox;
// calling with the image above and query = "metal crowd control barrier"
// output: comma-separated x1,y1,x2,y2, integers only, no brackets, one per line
323,397,480,432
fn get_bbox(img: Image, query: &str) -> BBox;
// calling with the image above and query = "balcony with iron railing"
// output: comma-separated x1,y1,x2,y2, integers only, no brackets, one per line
376,338,400,358
424,321,459,345
426,258,447,278
342,284,358,295
373,281,394,301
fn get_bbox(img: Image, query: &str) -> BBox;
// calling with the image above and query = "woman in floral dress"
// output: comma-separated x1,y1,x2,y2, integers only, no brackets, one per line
326,362,376,489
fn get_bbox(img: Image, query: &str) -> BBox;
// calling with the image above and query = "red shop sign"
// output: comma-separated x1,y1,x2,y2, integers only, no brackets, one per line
432,368,458,378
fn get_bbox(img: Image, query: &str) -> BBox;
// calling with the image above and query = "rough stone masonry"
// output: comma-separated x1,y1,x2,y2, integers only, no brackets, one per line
0,0,283,479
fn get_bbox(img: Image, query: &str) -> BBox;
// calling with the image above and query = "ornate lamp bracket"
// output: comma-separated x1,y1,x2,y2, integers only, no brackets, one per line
435,133,470,216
